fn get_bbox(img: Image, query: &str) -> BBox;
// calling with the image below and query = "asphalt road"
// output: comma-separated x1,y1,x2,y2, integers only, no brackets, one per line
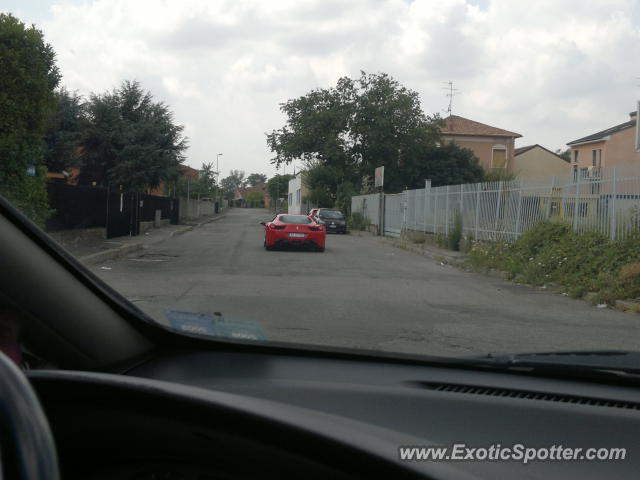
92,208,640,357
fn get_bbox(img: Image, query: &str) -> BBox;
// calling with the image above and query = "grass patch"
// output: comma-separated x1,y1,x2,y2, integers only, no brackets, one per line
467,221,640,304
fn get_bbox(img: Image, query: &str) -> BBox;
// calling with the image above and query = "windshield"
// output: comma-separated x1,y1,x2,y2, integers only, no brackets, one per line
1,2,640,372
279,215,312,224
319,211,344,219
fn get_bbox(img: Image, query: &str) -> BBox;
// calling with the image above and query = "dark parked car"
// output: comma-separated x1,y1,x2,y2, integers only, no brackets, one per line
315,209,347,234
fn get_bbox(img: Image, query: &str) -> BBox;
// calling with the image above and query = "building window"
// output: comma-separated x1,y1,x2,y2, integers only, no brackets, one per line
573,150,579,163
288,193,292,206
296,188,301,204
491,147,507,169
592,150,597,166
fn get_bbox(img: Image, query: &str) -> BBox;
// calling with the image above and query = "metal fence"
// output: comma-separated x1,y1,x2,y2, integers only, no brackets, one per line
351,163,640,241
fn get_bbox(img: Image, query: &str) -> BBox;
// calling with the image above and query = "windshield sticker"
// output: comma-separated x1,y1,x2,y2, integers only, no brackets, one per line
165,310,266,341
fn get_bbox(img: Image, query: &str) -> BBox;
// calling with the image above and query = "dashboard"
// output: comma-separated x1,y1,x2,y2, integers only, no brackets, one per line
27,349,640,479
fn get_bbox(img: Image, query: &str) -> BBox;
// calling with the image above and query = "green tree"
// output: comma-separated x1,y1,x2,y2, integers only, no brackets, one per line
555,148,571,162
266,71,444,197
245,191,264,207
246,172,267,187
44,88,87,172
410,143,485,188
81,80,187,191
0,13,61,225
220,169,246,199
266,173,293,201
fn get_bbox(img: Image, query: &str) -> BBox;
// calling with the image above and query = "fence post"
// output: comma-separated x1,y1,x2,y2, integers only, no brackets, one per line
573,171,580,231
514,182,522,239
424,180,431,234
445,186,450,236
474,183,481,240
610,166,617,240
494,181,503,240
433,191,438,235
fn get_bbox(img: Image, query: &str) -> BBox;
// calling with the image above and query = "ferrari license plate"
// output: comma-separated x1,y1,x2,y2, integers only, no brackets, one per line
288,233,306,238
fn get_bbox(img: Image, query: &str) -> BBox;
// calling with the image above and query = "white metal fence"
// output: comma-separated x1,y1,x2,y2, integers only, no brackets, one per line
351,164,640,241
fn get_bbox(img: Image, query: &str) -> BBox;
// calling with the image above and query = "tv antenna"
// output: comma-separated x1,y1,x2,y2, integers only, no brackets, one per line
443,81,460,117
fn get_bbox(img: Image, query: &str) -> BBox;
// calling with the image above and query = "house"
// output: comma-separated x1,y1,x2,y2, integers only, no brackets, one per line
234,183,271,208
287,171,312,214
440,115,522,173
147,165,200,196
567,111,640,172
512,144,571,178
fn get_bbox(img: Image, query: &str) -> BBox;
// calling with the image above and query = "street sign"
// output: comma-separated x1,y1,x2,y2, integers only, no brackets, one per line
374,166,384,188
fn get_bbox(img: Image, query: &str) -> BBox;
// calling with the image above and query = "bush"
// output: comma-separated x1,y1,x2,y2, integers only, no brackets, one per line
466,221,640,304
349,212,370,231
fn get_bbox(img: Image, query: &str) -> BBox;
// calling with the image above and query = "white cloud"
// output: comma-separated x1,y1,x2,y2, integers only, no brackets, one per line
28,0,640,175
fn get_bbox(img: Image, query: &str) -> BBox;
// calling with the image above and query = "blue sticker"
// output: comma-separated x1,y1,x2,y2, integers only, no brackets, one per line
165,310,266,341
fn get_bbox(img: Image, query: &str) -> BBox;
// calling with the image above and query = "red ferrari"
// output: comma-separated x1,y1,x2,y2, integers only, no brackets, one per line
261,214,326,252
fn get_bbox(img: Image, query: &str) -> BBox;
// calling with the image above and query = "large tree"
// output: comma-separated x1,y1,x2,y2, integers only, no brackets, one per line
43,88,86,173
0,13,60,225
266,72,444,197
81,80,187,191
246,172,267,187
220,169,246,199
266,173,293,202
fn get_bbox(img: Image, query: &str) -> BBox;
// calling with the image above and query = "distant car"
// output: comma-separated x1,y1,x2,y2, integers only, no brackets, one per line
261,214,326,252
315,209,347,234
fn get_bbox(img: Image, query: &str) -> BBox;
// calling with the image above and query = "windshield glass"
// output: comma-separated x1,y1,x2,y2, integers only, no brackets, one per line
279,215,312,224
319,211,344,219
1,2,640,369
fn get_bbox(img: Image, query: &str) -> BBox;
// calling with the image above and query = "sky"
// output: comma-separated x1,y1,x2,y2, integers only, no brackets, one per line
3,0,640,178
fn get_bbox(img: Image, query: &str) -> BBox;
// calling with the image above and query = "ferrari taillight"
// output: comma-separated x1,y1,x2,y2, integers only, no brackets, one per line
271,225,286,230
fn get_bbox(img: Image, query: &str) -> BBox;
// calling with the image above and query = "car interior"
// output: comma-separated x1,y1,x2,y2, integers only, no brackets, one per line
2,195,640,479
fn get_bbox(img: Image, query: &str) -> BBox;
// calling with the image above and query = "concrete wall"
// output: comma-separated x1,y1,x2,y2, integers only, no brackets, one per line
513,146,571,178
178,197,216,221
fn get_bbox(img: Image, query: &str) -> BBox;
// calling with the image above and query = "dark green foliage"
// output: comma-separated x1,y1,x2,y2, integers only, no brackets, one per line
246,173,267,187
467,221,640,303
43,88,86,172
80,80,187,191
0,13,60,225
266,174,293,201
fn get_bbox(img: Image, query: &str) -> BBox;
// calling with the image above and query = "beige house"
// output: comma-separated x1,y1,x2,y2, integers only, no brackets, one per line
440,115,522,173
567,111,640,172
513,144,571,178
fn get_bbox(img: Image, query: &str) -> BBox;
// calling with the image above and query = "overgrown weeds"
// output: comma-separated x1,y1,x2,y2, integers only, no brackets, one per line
467,221,640,304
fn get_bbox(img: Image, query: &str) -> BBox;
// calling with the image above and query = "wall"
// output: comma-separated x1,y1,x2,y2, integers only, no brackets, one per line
178,197,216,221
442,136,516,172
287,174,308,214
513,147,571,178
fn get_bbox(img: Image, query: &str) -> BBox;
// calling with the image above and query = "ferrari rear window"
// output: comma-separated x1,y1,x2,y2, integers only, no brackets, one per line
279,215,312,224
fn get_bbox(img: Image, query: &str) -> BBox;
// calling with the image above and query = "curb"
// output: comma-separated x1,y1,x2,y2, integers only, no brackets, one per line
387,238,465,266
80,243,143,265
81,214,227,264
170,214,226,238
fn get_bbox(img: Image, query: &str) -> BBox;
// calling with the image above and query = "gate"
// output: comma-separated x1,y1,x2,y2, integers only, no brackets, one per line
384,193,405,237
107,188,139,239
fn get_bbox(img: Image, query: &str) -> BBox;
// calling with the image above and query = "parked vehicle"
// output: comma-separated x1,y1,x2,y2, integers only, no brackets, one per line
261,214,326,251
315,209,347,234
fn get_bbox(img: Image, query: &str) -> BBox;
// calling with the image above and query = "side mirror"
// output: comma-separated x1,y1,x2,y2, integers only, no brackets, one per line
259,221,266,226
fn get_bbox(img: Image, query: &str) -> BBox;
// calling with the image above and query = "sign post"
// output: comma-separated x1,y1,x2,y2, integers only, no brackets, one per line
375,166,384,236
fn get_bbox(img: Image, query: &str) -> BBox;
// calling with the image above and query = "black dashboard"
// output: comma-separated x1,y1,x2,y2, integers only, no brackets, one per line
28,350,640,479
